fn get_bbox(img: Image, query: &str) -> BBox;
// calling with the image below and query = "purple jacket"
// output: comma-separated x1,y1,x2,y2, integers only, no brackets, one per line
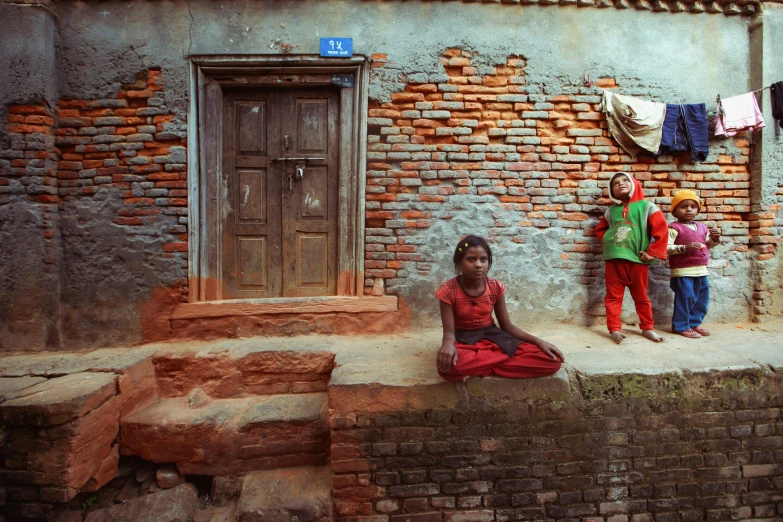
669,221,709,270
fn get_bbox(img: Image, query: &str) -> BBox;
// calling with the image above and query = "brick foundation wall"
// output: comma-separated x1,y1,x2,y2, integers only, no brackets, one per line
329,372,783,521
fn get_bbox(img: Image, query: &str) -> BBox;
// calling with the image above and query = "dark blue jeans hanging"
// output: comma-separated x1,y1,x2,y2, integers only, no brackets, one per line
659,103,709,162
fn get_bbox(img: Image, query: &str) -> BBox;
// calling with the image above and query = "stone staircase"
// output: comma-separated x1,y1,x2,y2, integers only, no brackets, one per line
119,343,336,476
0,339,338,521
121,393,329,475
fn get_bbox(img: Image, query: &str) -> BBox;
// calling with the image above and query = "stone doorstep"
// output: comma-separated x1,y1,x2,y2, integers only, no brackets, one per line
119,392,330,476
2,391,128,498
0,360,157,508
152,349,336,398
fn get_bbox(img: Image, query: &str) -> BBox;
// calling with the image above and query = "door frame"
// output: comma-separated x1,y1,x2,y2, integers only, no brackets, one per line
187,55,369,303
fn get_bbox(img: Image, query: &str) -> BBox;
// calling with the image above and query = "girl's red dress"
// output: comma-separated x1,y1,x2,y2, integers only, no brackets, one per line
435,277,562,381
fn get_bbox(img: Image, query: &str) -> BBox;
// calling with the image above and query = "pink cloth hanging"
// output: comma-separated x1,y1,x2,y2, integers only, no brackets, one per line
715,92,765,137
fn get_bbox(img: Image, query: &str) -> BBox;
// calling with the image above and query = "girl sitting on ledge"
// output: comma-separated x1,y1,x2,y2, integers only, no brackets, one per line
435,235,564,381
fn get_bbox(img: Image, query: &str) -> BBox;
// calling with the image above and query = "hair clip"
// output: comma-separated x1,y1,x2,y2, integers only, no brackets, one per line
458,247,463,252
464,242,468,247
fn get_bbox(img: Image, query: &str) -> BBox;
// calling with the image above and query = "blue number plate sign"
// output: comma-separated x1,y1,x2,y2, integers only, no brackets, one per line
320,37,353,58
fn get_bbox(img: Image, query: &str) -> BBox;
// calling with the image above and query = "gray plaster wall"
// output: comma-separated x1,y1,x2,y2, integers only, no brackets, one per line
0,4,58,125
0,201,61,352
407,208,755,331
750,4,783,317
751,4,783,207
0,3,60,352
57,191,186,349
56,1,750,103
4,0,770,348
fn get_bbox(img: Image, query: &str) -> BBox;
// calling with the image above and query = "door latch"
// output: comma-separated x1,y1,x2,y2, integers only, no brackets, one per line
270,157,325,162
295,162,305,180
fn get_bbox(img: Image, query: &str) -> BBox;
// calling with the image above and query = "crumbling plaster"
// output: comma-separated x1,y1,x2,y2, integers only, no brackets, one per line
0,201,61,352
0,3,60,351
750,4,783,317
404,199,754,330
56,1,750,104
0,4,58,127
50,0,772,330
57,191,186,349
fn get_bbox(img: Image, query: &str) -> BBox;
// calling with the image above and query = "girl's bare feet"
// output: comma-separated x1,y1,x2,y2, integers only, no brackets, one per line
642,329,664,342
610,331,626,344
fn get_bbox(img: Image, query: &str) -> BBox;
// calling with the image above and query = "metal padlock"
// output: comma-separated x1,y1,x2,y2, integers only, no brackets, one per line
295,162,305,180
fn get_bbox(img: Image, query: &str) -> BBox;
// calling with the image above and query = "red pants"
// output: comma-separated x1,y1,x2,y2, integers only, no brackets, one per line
605,259,654,332
438,339,562,381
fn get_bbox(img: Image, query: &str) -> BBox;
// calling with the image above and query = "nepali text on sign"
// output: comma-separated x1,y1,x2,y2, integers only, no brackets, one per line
320,38,353,58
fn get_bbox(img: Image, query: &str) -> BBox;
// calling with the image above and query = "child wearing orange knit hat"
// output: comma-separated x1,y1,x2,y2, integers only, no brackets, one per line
667,190,721,338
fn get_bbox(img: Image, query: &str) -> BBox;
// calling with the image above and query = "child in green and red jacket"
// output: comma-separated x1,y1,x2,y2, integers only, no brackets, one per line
595,172,669,344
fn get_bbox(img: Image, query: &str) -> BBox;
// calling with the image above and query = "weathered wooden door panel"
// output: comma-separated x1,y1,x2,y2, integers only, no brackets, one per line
281,90,339,297
220,86,339,299
221,90,282,299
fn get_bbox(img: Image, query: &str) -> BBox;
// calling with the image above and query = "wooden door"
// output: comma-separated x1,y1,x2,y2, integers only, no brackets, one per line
281,89,339,297
220,87,339,299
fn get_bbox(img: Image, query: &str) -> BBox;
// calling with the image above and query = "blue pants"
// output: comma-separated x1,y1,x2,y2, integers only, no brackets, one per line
670,276,710,332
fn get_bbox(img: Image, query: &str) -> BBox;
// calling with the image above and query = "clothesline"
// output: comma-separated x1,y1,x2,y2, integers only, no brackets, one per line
599,86,783,163
599,85,774,107
718,84,772,106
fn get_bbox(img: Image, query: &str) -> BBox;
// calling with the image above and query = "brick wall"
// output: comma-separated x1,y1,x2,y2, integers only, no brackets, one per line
363,49,778,318
2,56,780,347
329,373,783,521
0,68,189,308
53,69,189,292
0,104,60,271
1,69,188,254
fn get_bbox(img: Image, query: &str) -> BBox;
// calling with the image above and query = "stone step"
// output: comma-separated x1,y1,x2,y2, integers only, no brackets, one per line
119,392,329,475
229,466,333,522
0,365,155,510
152,340,336,398
83,482,199,522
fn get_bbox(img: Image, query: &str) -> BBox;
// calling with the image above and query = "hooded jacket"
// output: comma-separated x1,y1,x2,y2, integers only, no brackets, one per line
594,172,668,263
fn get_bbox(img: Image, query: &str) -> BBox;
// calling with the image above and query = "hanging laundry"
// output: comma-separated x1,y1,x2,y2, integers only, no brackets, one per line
658,103,709,162
715,92,765,136
601,91,666,159
771,82,783,130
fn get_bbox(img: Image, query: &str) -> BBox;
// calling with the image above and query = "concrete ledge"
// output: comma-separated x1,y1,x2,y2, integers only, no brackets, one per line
1,320,781,413
329,369,572,415
328,321,783,414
